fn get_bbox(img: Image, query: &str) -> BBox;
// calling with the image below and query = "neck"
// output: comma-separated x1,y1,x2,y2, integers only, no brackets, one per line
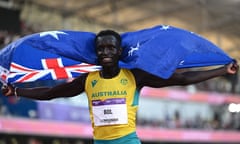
100,66,120,79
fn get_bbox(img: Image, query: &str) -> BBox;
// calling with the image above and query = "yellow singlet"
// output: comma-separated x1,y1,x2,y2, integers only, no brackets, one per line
85,69,139,140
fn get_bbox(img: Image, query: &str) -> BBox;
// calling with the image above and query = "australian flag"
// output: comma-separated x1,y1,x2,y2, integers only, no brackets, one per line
0,30,100,84
0,25,234,84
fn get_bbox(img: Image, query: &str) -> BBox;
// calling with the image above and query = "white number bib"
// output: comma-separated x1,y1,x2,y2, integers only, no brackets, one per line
92,98,128,126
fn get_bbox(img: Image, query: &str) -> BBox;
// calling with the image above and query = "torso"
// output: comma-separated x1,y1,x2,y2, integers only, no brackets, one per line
85,69,139,140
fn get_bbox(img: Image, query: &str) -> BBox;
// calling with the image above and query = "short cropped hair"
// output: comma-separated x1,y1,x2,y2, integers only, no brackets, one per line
95,30,121,46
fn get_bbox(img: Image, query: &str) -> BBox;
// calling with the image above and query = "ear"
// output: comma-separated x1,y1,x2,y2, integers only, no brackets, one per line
118,47,122,56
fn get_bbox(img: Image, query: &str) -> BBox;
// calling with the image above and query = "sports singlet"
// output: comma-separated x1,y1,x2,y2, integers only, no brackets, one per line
85,69,139,140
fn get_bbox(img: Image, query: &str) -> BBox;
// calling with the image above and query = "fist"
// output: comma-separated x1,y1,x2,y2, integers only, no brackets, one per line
226,61,239,74
1,85,8,94
1,84,14,96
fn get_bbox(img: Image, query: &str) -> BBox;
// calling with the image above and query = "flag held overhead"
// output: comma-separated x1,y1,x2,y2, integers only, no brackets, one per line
0,25,234,84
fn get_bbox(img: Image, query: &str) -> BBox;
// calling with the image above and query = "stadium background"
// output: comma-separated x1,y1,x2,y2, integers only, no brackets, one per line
0,0,240,143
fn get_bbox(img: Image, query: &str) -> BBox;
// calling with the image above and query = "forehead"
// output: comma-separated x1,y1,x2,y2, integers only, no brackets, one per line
96,35,118,45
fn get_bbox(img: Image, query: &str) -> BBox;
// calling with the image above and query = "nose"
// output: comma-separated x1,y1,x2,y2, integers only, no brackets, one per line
102,47,110,55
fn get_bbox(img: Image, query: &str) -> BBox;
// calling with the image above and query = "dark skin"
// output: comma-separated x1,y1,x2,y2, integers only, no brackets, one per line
1,35,239,100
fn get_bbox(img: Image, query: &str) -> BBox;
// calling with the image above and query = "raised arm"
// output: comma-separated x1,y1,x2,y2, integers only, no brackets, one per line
133,61,239,89
1,74,88,100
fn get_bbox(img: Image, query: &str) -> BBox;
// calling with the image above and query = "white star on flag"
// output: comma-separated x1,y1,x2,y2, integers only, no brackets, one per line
160,25,170,30
128,42,140,56
40,31,68,40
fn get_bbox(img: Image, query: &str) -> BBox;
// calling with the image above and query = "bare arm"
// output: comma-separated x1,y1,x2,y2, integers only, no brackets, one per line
133,62,239,89
1,74,88,100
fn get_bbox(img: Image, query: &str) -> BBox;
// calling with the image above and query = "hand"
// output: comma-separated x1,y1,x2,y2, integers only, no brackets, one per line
226,61,239,74
1,84,15,96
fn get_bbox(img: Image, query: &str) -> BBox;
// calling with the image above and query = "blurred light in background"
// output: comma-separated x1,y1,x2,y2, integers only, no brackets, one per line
228,103,240,113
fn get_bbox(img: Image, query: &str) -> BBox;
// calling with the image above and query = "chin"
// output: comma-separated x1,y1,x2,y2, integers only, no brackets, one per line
102,63,114,67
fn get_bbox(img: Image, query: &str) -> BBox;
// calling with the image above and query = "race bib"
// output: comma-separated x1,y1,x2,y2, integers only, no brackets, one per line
92,98,128,126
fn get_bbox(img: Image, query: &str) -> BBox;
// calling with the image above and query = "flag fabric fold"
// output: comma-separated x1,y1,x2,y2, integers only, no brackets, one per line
121,25,233,78
0,25,234,84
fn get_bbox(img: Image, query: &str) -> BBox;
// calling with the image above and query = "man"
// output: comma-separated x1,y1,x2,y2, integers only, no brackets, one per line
1,30,239,144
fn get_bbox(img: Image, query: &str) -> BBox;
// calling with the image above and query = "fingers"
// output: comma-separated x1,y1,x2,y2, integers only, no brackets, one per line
227,61,239,74
1,85,8,96
1,84,14,96
5,88,13,96
232,61,239,71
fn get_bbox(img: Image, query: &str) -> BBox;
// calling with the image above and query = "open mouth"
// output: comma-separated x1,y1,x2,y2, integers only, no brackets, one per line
102,57,112,63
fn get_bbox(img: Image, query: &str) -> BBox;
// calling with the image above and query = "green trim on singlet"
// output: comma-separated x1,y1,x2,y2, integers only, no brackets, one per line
94,131,141,144
132,90,139,106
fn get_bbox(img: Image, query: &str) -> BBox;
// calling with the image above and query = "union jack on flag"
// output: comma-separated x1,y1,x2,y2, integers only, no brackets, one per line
7,58,100,83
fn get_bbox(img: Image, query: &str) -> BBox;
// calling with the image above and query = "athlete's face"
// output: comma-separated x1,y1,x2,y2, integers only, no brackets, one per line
96,35,122,67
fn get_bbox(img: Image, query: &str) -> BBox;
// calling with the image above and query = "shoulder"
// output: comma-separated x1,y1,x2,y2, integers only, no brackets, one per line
130,68,182,88
130,68,149,89
121,68,136,81
72,73,89,84
130,68,149,78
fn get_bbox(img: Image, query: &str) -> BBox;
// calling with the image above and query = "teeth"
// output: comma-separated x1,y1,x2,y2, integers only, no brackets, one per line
103,58,112,62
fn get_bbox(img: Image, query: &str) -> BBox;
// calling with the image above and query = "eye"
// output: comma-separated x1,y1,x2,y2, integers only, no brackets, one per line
109,46,115,51
96,47,103,54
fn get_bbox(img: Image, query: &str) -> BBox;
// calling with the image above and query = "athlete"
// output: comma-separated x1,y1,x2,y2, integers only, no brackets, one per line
1,30,239,144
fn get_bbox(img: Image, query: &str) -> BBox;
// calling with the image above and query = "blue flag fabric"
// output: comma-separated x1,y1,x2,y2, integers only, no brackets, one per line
28,31,97,64
121,25,233,78
0,31,100,83
0,25,233,84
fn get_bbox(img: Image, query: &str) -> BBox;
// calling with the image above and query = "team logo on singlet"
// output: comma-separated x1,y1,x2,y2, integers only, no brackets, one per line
91,80,98,87
120,78,128,85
